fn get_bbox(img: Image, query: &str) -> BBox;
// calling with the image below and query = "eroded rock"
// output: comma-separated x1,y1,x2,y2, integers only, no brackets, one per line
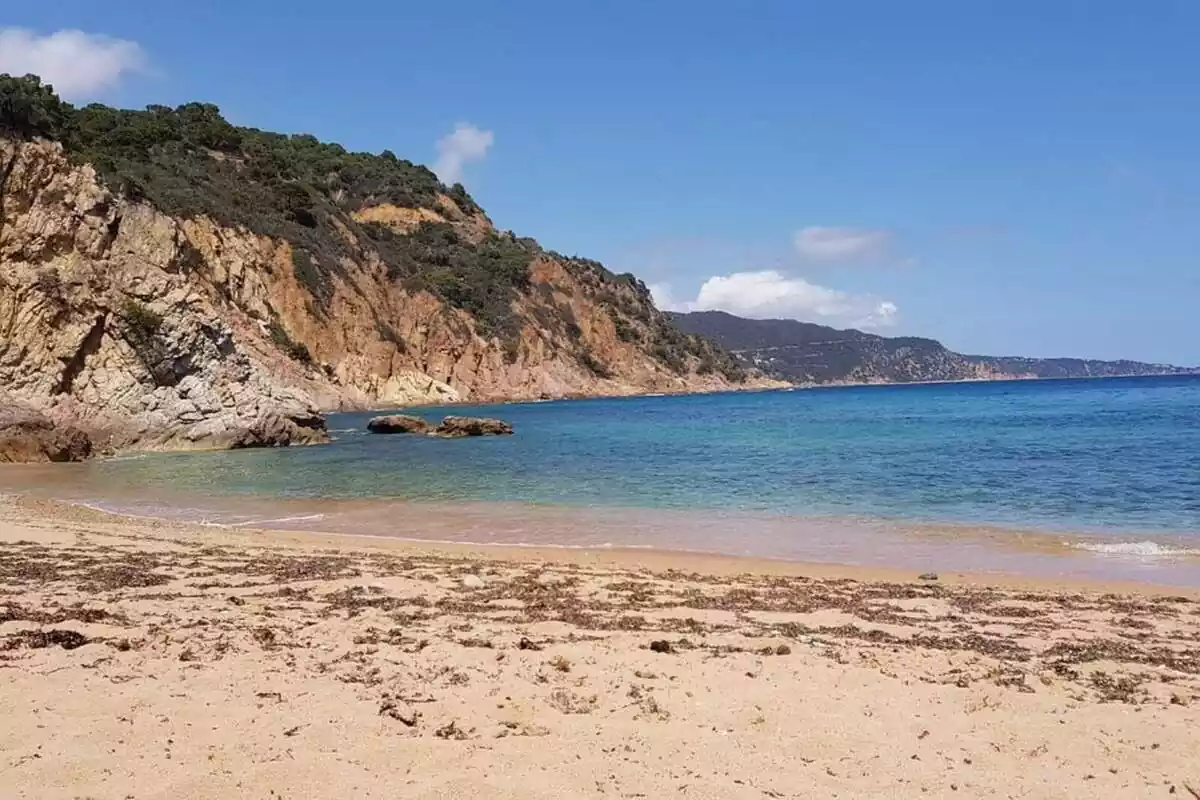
431,416,514,438
367,415,431,434
228,410,329,449
0,403,92,463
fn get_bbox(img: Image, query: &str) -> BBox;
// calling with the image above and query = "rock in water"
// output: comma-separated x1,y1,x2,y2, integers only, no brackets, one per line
367,415,431,434
0,404,92,463
432,416,514,438
918,572,939,582
227,410,328,449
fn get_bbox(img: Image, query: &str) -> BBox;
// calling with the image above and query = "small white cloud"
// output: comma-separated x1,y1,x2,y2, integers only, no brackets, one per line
870,301,899,327
433,123,494,185
794,225,892,263
0,28,146,99
648,282,677,311
655,270,898,329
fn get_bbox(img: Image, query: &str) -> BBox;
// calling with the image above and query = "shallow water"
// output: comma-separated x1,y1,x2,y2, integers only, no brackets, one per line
4,375,1200,585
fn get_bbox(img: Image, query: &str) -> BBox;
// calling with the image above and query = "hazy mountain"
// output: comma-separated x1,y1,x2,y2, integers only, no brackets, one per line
669,311,1195,384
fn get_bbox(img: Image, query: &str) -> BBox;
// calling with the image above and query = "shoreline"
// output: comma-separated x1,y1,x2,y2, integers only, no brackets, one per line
327,370,1200,413
3,444,1198,587
62,489,1200,590
11,494,1200,598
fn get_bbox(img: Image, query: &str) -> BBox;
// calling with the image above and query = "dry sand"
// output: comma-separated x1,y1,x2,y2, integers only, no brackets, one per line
1,494,1198,799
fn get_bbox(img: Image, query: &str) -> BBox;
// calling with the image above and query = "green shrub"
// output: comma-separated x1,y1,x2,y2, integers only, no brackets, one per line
652,343,686,373
0,74,70,138
375,222,535,339
374,320,405,351
446,181,481,214
291,249,333,305
578,349,613,379
269,320,312,363
613,315,639,343
118,299,176,385
502,338,522,364
0,75,476,316
121,298,163,335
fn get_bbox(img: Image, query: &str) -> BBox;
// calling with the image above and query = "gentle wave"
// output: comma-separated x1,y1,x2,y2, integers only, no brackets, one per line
25,494,1198,585
1069,540,1200,557
227,513,327,527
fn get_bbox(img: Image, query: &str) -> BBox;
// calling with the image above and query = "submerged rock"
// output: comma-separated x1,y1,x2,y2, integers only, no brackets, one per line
431,416,514,438
367,414,432,434
0,404,92,463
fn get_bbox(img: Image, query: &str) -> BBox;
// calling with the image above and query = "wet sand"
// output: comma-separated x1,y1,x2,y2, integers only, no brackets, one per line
2,494,1199,799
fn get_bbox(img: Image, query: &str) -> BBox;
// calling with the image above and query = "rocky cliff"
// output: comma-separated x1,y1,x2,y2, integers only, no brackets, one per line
0,390,92,463
0,76,762,452
670,310,1195,385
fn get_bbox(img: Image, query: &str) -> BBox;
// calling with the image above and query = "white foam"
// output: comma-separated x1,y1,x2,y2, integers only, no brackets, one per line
1070,540,1200,557
227,513,327,528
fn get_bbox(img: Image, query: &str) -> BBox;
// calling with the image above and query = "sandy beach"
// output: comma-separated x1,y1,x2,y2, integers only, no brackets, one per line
1,495,1198,799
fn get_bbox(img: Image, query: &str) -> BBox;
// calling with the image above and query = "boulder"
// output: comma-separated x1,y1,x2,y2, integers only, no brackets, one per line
431,416,514,438
0,405,93,463
227,410,329,449
367,414,431,434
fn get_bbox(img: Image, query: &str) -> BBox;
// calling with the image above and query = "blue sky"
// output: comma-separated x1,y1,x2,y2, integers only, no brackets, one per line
3,1,1198,363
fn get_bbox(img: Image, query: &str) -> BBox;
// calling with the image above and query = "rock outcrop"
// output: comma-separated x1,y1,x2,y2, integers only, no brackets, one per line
0,399,92,463
0,83,774,454
431,416,514,438
367,415,431,434
0,139,329,450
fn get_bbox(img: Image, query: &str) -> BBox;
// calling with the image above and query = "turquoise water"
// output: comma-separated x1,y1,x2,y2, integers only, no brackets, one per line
6,375,1200,583
80,375,1200,534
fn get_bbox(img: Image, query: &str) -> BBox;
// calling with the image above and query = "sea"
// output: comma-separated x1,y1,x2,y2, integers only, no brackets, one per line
3,375,1199,586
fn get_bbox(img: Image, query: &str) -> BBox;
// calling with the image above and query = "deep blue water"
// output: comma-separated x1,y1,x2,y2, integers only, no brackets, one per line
76,375,1200,536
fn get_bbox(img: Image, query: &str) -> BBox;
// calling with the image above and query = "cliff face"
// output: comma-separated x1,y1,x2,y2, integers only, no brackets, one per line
0,135,761,451
0,138,328,449
670,310,1195,385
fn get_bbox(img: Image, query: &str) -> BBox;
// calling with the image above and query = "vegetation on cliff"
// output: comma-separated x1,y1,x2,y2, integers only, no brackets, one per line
0,73,741,382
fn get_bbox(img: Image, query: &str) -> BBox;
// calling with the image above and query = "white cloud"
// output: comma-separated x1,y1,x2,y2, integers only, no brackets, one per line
648,282,677,312
0,28,145,99
794,225,892,263
433,123,494,185
654,270,898,329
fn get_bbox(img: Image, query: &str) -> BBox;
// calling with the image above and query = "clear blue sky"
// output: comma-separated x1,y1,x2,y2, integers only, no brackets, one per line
4,1,1198,363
